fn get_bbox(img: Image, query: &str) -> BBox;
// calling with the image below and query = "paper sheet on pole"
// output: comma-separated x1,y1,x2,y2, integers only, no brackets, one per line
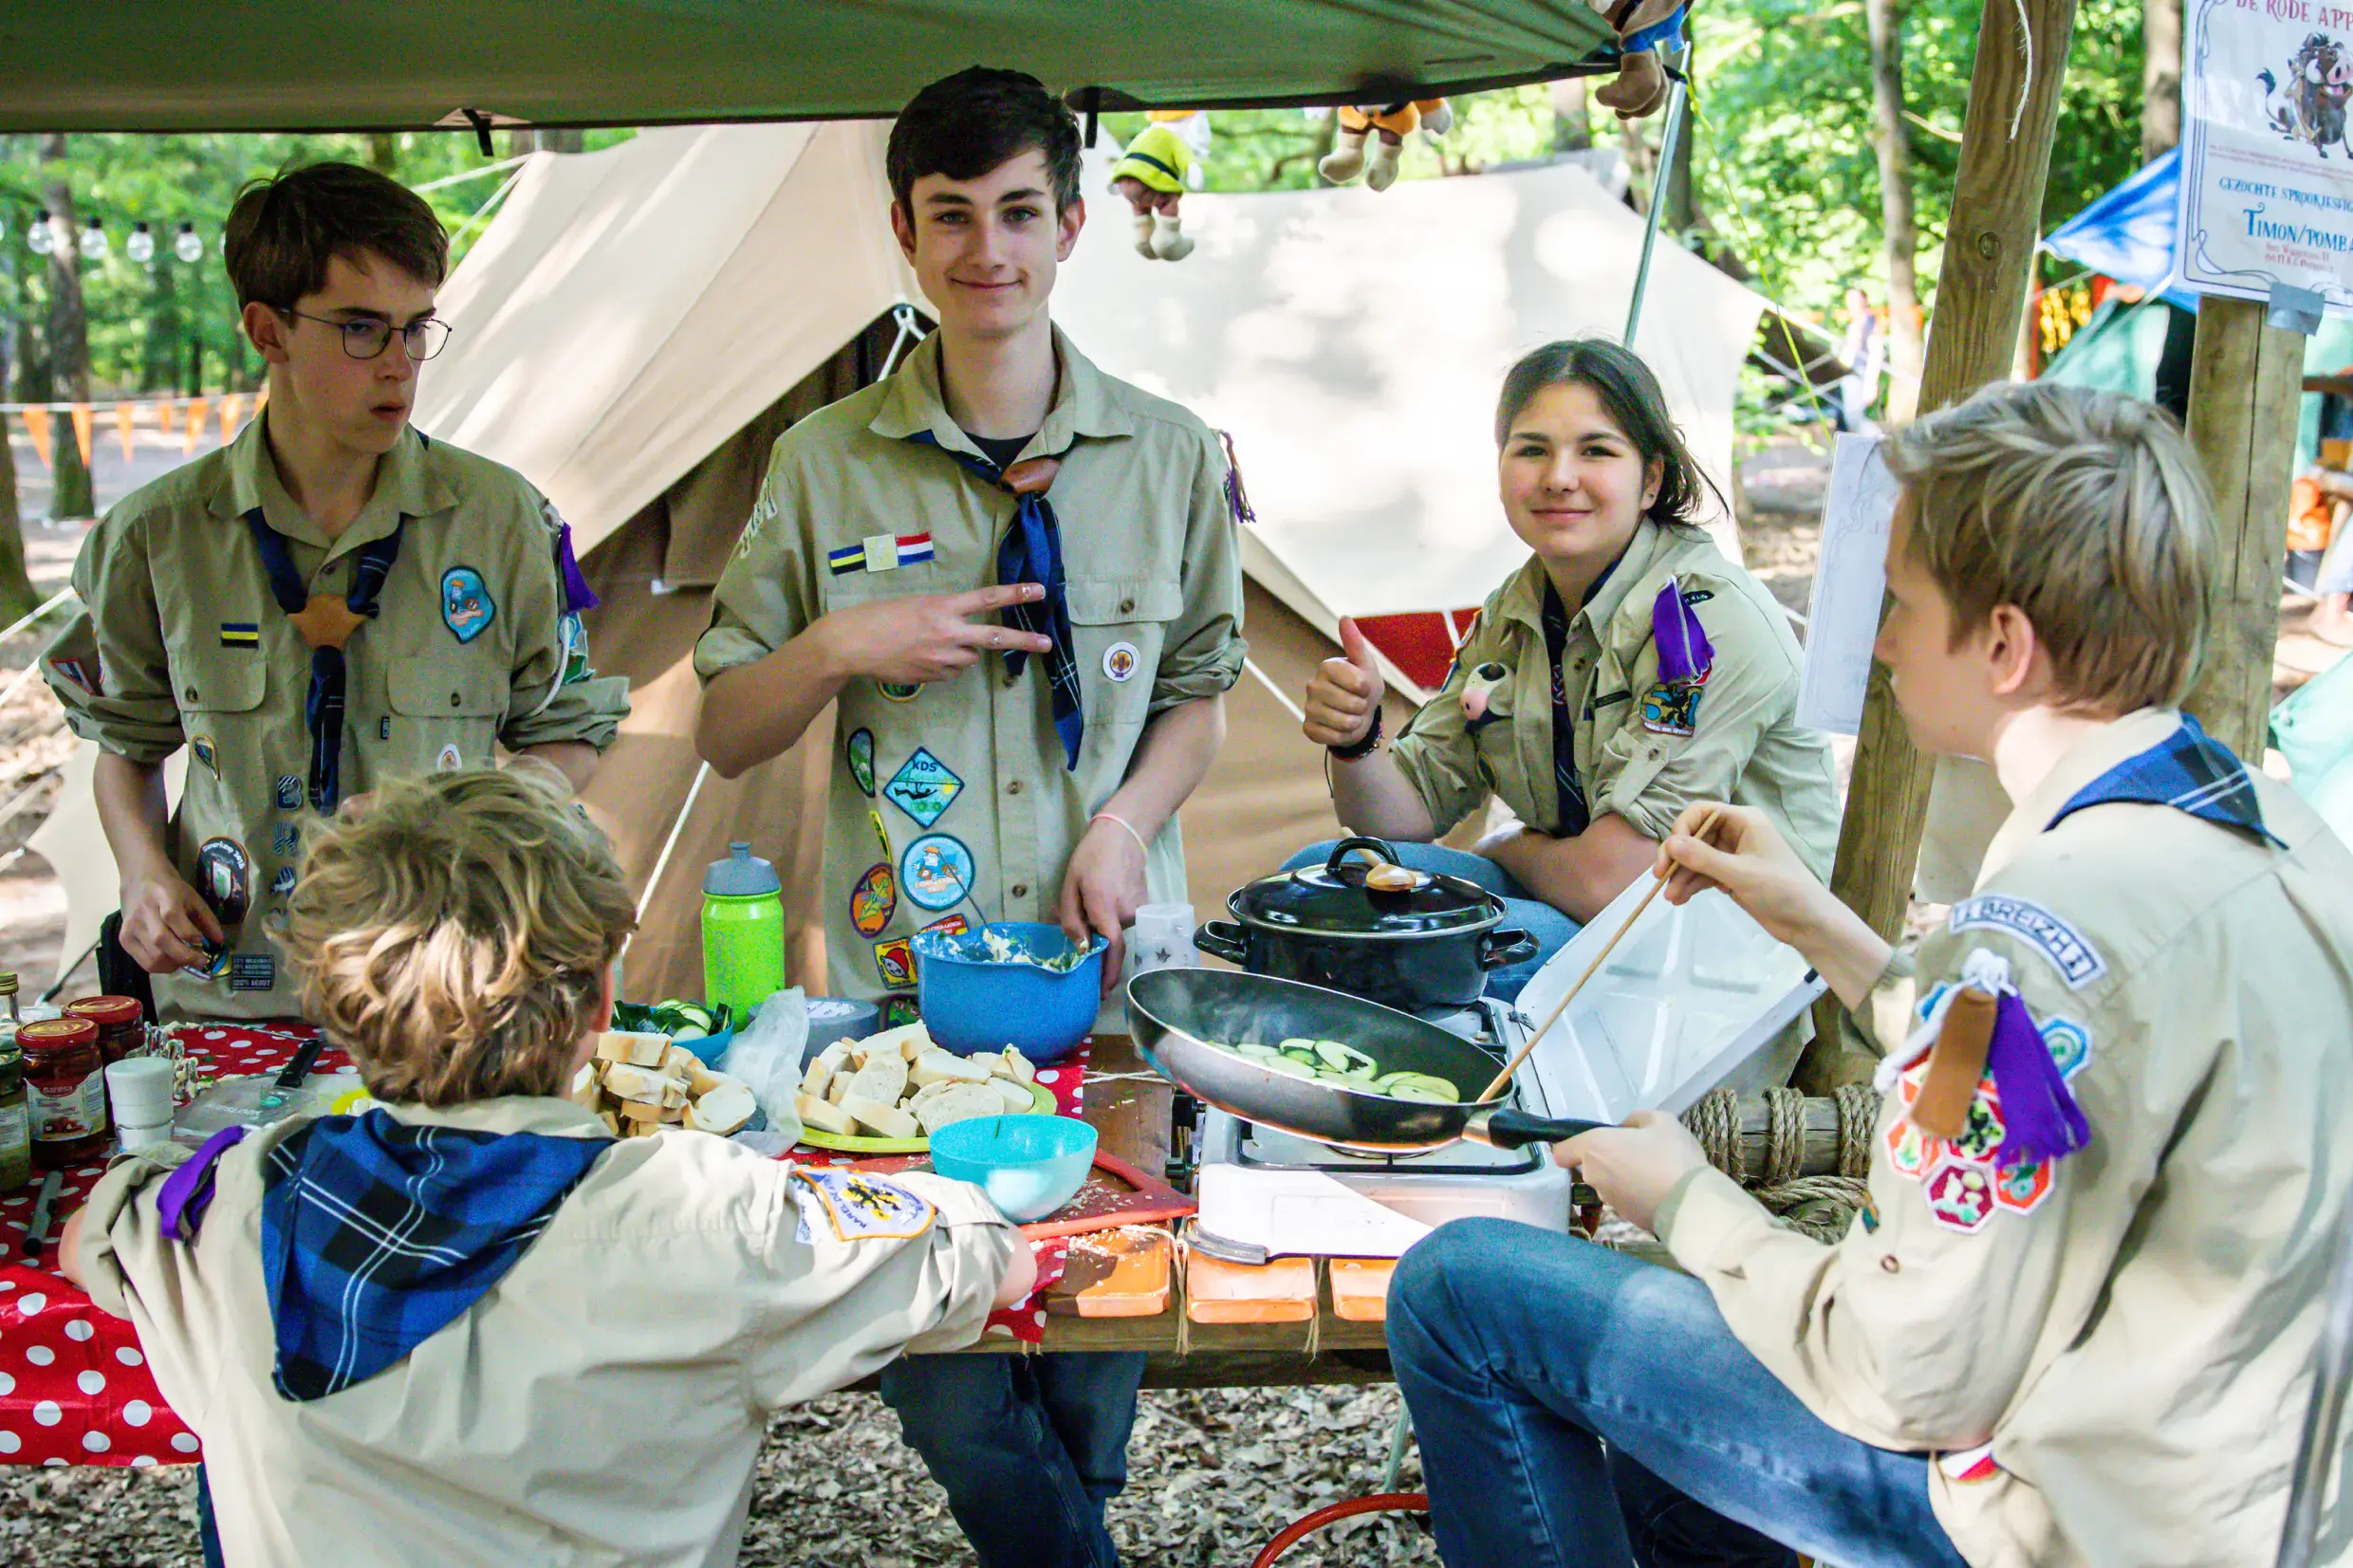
1795,434,1900,735
1195,1165,1433,1260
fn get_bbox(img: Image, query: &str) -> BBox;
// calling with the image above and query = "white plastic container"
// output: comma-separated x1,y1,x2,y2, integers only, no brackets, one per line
1516,880,1825,1126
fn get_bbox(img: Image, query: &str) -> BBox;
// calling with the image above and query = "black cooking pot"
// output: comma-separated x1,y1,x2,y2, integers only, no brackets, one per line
1193,836,1537,1012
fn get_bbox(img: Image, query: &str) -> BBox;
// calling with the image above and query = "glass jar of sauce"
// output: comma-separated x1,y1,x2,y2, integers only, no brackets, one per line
65,995,147,1065
20,1018,109,1169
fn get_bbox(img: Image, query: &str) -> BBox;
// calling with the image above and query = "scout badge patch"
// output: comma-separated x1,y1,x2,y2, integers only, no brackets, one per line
1461,662,1510,731
272,821,301,858
192,736,219,779
880,995,921,1027
874,935,917,990
230,954,276,992
1103,641,1139,683
905,433,1084,769
883,747,965,828
826,533,936,576
788,1167,936,1244
48,654,102,695
274,774,303,810
219,621,260,649
195,837,251,927
441,566,494,644
850,864,899,938
900,833,976,912
270,865,297,898
557,612,593,686
878,679,921,703
435,743,464,773
846,728,877,797
922,913,972,937
1641,580,1715,738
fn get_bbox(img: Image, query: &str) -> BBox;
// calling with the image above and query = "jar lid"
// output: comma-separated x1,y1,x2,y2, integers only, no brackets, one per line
1229,837,1501,937
704,840,781,897
19,1017,98,1048
65,995,143,1027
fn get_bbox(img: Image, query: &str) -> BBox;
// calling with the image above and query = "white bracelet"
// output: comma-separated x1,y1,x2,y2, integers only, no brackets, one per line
1089,811,1151,855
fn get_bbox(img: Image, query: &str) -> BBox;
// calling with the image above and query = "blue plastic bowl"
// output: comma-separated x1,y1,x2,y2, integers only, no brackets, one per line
911,921,1103,1064
928,1114,1098,1222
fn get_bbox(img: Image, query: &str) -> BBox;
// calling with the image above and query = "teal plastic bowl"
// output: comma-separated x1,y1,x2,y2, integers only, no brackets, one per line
927,1114,1098,1223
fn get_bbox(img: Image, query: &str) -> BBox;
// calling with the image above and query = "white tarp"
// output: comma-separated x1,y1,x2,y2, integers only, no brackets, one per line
1054,148,1768,617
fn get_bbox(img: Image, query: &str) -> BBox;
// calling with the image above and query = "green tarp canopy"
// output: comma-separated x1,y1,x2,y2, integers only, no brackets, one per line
0,2,1618,133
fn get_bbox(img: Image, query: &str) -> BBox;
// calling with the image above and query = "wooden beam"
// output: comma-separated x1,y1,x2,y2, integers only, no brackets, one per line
1804,0,2082,1091
2184,296,2303,759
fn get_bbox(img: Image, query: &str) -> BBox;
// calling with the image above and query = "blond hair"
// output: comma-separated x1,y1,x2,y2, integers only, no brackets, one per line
285,770,636,1107
1881,381,2218,712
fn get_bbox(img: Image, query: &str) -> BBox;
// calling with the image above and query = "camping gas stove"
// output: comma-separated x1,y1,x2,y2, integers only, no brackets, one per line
1183,998,1577,1232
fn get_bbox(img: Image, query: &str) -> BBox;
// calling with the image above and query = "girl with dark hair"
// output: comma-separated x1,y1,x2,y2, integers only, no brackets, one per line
1295,339,1840,997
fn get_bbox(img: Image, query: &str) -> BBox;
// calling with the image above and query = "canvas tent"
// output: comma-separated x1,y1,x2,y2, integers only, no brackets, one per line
28,120,1773,999
1,1,1614,132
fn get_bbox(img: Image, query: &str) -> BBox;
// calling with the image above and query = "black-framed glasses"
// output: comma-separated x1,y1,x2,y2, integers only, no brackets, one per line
279,308,453,362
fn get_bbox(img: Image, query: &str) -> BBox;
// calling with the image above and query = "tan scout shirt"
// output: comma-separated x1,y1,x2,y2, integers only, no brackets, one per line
1387,523,1840,877
1654,710,2353,1568
695,329,1246,1008
75,1096,1018,1568
42,415,630,1021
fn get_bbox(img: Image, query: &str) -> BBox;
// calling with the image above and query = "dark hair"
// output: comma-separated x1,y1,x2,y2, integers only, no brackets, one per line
886,66,1084,216
224,161,448,311
1493,339,1719,526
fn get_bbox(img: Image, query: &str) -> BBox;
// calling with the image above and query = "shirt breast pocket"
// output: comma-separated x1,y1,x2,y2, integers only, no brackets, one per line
1066,577,1182,740
172,649,269,720
386,655,507,767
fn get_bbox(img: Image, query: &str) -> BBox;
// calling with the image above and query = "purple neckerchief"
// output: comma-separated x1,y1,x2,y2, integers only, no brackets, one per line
1983,988,2091,1166
1651,581,1715,684
553,520,600,614
156,1125,249,1243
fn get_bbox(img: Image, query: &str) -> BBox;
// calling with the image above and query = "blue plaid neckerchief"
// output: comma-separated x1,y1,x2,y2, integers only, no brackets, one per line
905,432,1084,769
2048,711,2286,848
259,1108,608,1402
1538,581,1591,837
242,507,406,814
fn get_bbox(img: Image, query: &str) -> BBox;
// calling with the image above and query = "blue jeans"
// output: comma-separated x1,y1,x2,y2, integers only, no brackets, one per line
1388,1219,1971,1568
1283,840,1580,1002
879,1350,1146,1568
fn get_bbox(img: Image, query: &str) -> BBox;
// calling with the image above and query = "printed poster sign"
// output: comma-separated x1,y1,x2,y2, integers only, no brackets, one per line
2178,0,2353,311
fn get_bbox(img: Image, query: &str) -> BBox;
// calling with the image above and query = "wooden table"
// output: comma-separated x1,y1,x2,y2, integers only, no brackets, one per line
974,1036,1396,1389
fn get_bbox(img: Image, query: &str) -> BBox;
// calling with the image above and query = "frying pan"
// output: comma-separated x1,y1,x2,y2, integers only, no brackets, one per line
1126,967,1603,1153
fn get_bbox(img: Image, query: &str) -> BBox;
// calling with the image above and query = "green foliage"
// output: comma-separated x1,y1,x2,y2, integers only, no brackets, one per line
0,130,631,397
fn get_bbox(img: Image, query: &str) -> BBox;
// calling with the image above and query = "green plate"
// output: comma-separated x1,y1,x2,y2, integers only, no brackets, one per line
794,1079,1056,1154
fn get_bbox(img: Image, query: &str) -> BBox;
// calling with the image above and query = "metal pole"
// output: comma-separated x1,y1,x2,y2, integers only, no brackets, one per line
1622,70,1690,347
2277,1204,2353,1567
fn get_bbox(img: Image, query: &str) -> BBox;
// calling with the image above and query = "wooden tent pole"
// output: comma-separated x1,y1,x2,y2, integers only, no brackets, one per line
1801,0,2082,1092
2183,297,2303,760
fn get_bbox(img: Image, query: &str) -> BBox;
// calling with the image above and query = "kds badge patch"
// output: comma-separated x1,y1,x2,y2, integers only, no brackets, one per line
883,747,965,828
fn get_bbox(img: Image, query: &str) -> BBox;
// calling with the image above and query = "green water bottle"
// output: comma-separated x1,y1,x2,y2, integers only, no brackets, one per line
702,841,787,1021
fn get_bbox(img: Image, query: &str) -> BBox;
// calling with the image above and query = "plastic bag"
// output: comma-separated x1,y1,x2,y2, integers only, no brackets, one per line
719,987,806,1148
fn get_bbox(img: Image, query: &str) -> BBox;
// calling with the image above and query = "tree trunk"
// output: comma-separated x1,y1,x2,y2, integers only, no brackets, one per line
1551,77,1594,153
2143,0,2183,162
1622,116,1656,213
39,135,95,521
1661,71,1696,237
1865,0,1926,423
0,326,33,628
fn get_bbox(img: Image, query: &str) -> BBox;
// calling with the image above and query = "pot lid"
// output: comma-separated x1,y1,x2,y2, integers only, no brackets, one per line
1232,838,1500,936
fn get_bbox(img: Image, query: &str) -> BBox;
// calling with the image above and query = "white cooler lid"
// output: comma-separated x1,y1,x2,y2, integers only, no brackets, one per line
1514,881,1826,1126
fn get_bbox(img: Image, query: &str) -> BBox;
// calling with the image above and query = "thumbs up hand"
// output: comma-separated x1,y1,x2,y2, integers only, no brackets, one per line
1304,615,1383,748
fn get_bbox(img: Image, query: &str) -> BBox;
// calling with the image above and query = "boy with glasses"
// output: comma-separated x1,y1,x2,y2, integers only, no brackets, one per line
43,161,627,1021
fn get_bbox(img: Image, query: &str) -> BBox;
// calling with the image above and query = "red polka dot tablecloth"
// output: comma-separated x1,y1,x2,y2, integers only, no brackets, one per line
0,1019,348,1469
792,1042,1095,1346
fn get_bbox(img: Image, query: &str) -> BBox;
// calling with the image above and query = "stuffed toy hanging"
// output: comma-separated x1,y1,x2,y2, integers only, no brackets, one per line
1110,110,1212,261
1318,99,1454,192
1588,0,1694,120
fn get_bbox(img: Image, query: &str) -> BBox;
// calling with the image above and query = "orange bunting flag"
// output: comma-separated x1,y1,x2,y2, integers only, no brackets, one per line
183,398,209,457
156,399,179,437
69,404,94,469
220,393,244,445
114,403,138,464
22,406,53,469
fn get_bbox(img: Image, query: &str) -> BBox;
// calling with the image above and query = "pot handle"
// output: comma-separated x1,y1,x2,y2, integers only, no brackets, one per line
1477,1106,1607,1150
1478,927,1539,969
1325,835,1402,876
1193,920,1251,966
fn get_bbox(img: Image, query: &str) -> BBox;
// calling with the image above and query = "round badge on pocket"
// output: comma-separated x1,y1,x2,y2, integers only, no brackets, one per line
1102,641,1140,683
